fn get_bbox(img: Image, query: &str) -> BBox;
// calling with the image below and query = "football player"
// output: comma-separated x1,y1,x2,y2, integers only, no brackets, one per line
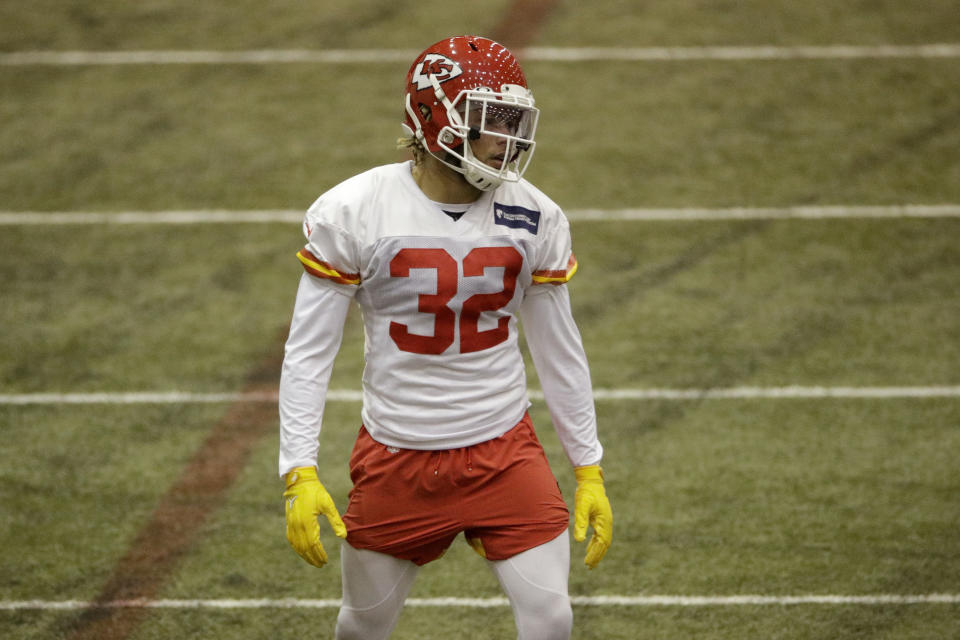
279,35,613,640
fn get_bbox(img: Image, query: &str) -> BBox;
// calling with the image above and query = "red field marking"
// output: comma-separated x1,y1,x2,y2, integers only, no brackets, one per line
489,0,561,51
63,343,284,640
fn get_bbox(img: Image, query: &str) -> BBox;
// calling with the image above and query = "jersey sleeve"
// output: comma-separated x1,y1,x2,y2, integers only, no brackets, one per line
531,208,578,286
278,273,352,476
519,284,603,467
296,196,362,289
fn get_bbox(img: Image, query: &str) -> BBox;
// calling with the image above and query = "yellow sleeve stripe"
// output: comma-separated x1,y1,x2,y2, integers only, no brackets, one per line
532,253,578,285
296,249,361,286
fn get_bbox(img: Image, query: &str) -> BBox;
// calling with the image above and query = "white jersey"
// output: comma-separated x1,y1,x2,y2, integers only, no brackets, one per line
279,161,602,471
280,162,602,473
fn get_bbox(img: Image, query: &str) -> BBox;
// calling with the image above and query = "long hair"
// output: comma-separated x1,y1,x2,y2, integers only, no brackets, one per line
396,135,427,165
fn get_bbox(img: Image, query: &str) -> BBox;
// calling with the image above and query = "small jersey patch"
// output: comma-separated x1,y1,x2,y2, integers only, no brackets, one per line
494,203,540,234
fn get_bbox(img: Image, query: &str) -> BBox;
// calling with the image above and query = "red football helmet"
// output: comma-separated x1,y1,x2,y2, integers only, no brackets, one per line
402,36,539,191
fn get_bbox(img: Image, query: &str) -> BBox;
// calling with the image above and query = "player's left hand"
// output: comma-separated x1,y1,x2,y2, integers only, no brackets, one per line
573,464,613,569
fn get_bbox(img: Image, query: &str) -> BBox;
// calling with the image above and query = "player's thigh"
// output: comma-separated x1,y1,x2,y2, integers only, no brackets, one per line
339,542,419,610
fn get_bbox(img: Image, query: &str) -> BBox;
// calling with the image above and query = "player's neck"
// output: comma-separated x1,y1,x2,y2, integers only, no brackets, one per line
411,156,482,204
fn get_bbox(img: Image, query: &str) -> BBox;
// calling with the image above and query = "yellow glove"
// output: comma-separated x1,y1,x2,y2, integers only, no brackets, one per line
283,466,347,568
573,465,613,569
465,534,486,558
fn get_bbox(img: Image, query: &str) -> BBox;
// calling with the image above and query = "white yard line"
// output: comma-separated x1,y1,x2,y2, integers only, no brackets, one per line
2,593,959,610
566,204,960,221
2,44,960,66
0,390,337,405
2,205,960,226
590,386,960,400
526,44,960,61
2,386,959,405
0,210,304,225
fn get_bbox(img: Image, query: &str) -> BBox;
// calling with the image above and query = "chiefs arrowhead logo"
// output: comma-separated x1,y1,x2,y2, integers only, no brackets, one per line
411,53,463,90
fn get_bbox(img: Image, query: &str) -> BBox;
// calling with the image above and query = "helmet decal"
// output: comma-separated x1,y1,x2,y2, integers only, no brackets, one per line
410,53,463,90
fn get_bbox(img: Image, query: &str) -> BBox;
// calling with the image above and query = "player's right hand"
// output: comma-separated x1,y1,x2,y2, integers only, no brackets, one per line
283,466,347,568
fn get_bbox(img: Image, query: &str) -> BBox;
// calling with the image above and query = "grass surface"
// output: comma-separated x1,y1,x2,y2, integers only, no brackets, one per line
1,1,958,638
4,60,960,211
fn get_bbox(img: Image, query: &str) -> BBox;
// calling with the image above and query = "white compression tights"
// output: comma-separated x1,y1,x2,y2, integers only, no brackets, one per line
335,531,572,640
489,531,573,639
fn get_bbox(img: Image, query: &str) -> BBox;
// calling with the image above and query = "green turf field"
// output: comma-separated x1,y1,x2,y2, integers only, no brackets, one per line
2,2,959,639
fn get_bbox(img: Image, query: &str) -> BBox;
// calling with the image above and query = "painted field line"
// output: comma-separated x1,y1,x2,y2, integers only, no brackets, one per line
2,44,960,66
527,44,960,61
567,204,960,221
3,386,959,406
2,205,960,226
589,386,960,400
0,210,304,225
3,594,959,610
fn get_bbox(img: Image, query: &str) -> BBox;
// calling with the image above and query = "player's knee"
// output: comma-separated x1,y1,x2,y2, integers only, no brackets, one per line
334,607,363,640
543,599,574,639
335,606,397,640
517,591,573,640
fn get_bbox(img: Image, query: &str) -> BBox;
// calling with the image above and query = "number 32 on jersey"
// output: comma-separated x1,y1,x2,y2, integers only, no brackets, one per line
388,246,522,355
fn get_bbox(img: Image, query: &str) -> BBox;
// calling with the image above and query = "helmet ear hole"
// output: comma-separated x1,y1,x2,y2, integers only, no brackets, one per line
418,103,432,122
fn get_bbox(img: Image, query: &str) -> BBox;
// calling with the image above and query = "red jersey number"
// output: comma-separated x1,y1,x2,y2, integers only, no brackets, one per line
388,248,457,355
388,246,522,355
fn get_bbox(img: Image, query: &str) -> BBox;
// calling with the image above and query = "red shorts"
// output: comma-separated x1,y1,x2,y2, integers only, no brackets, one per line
342,413,569,565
